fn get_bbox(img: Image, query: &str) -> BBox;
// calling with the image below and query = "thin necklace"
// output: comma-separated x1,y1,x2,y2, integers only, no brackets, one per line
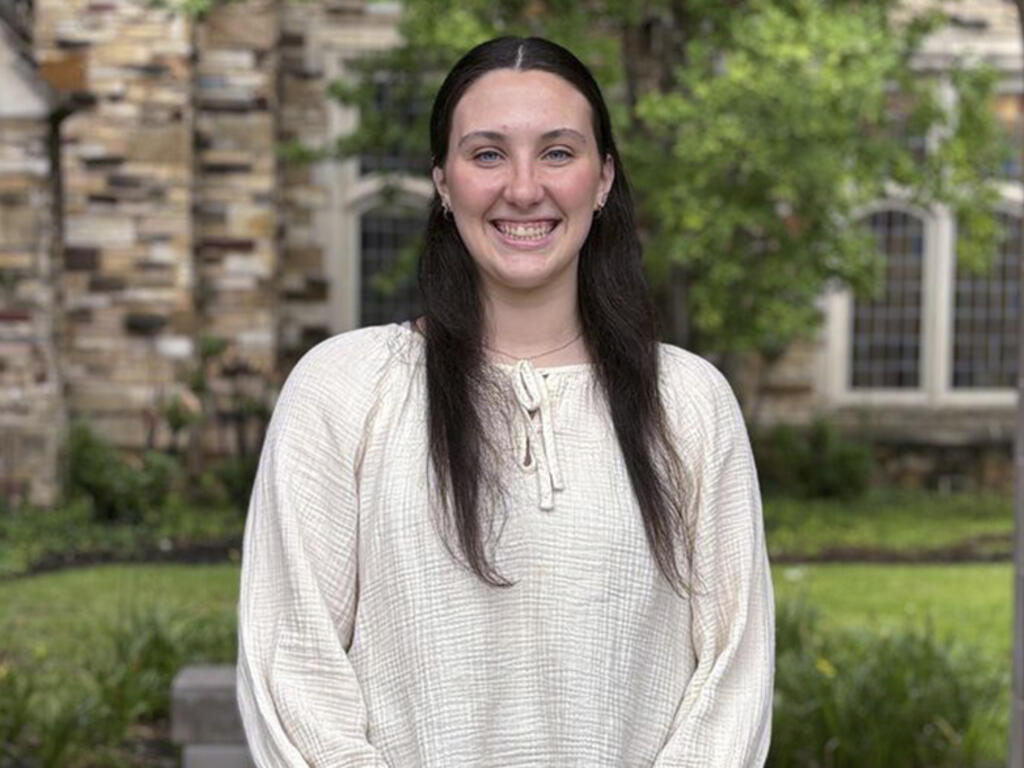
483,330,584,363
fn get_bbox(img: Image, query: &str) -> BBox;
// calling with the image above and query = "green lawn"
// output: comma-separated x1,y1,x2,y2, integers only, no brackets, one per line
0,563,239,688
0,559,1012,678
764,488,1013,560
773,562,1013,662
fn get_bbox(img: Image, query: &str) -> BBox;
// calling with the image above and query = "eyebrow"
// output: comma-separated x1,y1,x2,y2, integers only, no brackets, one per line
456,127,588,149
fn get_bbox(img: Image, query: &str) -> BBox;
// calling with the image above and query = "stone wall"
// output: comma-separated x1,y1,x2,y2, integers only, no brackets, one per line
194,1,278,376
0,0,407,504
0,13,61,507
35,0,196,450
0,115,60,506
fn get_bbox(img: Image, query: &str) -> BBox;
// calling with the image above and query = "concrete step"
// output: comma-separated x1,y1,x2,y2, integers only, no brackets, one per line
182,744,256,768
171,664,248,746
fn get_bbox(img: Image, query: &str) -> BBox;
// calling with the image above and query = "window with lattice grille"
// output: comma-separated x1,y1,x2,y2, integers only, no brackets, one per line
952,212,1019,388
851,210,924,389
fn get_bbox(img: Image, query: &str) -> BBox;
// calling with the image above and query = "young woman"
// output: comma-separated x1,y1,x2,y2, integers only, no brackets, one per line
237,36,774,767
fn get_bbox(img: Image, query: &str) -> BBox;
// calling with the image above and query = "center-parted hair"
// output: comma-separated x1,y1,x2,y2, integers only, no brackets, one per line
419,36,692,594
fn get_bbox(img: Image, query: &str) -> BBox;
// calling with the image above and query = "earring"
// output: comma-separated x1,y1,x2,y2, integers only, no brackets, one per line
594,198,606,218
441,198,452,218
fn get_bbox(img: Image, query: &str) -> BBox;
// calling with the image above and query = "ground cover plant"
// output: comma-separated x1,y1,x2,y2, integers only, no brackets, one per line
0,497,244,579
769,595,1005,767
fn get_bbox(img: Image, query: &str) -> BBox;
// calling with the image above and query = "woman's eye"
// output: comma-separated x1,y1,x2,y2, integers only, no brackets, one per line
473,150,502,163
544,148,573,161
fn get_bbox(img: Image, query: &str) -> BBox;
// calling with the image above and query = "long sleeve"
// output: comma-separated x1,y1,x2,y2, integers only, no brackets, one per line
236,340,390,768
653,356,775,767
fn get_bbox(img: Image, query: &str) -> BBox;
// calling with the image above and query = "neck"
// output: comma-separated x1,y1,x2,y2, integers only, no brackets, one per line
481,273,586,364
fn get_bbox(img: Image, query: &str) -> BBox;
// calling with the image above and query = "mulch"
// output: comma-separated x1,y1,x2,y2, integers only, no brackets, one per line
771,533,1013,564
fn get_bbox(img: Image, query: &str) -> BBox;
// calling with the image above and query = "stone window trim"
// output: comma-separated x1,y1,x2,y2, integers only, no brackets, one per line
822,193,1017,410
323,171,432,333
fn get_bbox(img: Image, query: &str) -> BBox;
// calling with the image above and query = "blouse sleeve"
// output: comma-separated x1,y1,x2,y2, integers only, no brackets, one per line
652,355,775,767
235,340,390,767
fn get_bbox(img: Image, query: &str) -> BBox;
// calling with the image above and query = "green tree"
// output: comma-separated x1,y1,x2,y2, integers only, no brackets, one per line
324,0,1007,384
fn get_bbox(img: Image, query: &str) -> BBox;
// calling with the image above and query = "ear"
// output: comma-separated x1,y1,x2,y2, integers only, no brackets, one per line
597,153,615,207
432,166,449,206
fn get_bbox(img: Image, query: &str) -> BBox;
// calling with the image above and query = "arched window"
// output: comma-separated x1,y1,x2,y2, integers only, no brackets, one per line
359,207,425,327
952,212,1019,388
850,210,924,388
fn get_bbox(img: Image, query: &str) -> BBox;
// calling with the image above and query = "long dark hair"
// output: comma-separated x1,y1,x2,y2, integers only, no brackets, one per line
418,36,692,594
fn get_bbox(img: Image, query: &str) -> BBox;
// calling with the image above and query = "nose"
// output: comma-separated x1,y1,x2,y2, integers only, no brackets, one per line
503,157,544,208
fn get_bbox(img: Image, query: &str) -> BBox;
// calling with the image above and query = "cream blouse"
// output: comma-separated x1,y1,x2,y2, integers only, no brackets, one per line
236,322,775,767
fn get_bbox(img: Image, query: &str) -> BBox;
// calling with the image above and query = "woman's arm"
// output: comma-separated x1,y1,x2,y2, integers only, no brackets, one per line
653,357,775,768
236,341,390,768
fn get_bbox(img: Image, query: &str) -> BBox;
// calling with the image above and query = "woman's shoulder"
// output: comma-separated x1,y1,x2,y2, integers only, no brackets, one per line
657,343,734,404
277,323,418,412
656,342,746,446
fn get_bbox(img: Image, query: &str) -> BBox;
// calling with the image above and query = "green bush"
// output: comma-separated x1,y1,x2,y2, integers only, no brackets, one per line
67,423,182,524
770,596,1004,767
209,454,260,514
0,497,244,579
754,417,873,500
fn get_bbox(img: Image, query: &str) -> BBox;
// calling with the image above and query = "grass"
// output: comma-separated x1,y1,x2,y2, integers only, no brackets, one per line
0,560,1012,684
764,488,1013,560
773,562,1013,661
0,563,239,690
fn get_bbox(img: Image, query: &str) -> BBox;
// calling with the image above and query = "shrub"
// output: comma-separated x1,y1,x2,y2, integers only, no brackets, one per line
753,416,873,499
770,596,1004,767
67,422,181,524
209,454,260,514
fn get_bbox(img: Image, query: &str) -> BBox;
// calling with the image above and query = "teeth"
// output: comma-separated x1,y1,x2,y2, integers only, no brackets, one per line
495,221,556,240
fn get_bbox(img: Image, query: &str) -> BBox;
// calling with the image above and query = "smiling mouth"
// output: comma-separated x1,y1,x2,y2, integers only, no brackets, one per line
492,220,559,241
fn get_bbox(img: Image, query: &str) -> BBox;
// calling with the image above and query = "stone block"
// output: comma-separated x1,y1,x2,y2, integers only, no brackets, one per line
171,665,247,746
126,124,190,165
282,246,322,270
65,215,136,248
181,745,255,768
199,50,257,70
156,335,193,360
202,3,277,50
0,252,33,270
39,53,87,92
64,247,99,270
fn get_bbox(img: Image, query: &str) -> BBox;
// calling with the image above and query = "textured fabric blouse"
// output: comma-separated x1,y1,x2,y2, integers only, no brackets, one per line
236,323,775,768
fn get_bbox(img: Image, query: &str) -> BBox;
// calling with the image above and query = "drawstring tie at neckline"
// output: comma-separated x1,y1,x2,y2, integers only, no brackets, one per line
512,359,564,511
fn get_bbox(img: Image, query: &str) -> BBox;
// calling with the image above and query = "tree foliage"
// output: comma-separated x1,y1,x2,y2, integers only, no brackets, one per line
325,2,1008,359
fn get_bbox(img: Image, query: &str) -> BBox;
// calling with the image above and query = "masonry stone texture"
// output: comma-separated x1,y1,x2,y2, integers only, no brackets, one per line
0,0,400,505
0,0,1017,506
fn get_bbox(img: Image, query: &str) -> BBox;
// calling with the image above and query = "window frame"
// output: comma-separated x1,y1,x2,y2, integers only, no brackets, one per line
822,193,1017,410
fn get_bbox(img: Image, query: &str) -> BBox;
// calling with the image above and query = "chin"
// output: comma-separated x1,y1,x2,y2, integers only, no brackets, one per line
485,260,576,293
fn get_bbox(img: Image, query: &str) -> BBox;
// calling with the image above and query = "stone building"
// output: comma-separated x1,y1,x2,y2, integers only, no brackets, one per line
759,0,1022,491
0,0,1019,505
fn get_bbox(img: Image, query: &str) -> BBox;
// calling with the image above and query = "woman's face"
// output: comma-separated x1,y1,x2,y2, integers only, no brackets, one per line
433,68,614,297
